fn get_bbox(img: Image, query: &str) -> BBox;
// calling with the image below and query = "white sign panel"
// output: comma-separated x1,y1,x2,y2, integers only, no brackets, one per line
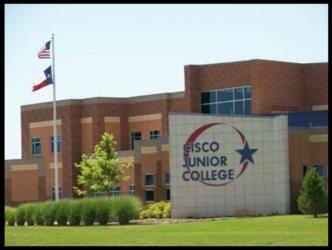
169,113,290,218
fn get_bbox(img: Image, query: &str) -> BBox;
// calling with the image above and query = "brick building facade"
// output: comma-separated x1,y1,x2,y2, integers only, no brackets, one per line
5,59,328,209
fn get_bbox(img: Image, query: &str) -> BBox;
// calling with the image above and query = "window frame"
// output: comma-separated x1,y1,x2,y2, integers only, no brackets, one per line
51,135,62,153
32,137,42,156
200,85,252,116
129,185,135,196
110,185,121,196
150,130,161,140
131,132,142,150
145,190,154,203
52,186,63,200
145,174,154,187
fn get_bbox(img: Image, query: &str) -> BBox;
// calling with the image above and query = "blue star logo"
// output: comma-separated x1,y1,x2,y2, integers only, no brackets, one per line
236,141,258,164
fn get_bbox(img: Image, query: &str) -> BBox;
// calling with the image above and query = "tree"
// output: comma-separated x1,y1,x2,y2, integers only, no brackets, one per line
297,167,328,218
74,133,132,197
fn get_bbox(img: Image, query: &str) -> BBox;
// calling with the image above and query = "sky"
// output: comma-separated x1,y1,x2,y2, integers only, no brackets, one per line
5,4,328,159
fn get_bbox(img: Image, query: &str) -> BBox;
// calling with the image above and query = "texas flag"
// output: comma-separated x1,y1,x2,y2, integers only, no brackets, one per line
32,66,53,92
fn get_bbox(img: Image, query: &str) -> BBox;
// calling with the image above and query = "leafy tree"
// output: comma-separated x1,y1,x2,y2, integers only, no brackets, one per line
297,168,328,218
74,133,132,197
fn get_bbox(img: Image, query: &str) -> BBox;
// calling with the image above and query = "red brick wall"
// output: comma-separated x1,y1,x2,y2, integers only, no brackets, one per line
302,63,328,108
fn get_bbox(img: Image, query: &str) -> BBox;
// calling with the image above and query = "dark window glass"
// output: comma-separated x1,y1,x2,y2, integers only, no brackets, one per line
145,190,154,202
150,130,161,139
218,102,233,115
244,100,251,115
145,175,154,186
217,89,233,102
201,104,217,114
312,165,324,177
131,132,141,150
235,100,244,115
165,173,170,184
234,88,244,100
201,92,216,104
51,136,61,153
244,87,251,99
32,137,41,156
166,189,171,201
303,165,308,177
52,187,63,200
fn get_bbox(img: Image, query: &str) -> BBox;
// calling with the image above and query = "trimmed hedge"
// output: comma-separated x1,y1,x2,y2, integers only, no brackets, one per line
68,199,82,226
5,195,143,226
24,203,38,226
111,195,142,225
95,198,112,225
55,199,71,226
16,205,27,226
81,198,97,225
34,203,45,226
5,207,17,226
43,201,57,226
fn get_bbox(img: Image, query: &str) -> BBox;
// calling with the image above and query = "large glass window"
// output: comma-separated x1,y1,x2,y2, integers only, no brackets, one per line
51,136,61,153
201,86,252,116
131,132,141,150
32,137,42,156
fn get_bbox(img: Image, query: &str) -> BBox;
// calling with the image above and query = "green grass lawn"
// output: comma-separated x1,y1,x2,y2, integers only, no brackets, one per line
5,215,328,246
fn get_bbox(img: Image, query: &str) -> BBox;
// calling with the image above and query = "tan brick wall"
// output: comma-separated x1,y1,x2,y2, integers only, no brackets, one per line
11,170,39,202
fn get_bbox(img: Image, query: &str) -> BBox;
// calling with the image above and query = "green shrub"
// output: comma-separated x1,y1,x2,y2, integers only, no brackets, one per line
55,199,71,226
297,168,328,217
16,205,27,226
42,201,57,226
111,195,142,225
68,199,82,226
24,203,38,226
81,198,97,225
5,207,17,226
33,203,45,226
95,198,112,225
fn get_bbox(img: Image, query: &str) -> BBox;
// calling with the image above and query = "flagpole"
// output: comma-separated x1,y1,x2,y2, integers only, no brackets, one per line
51,33,59,201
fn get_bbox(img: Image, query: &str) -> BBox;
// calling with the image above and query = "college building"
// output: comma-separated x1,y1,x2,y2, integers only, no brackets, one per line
5,59,328,216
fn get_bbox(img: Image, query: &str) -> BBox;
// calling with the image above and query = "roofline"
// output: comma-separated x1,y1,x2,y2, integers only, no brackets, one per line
185,58,328,67
21,91,186,111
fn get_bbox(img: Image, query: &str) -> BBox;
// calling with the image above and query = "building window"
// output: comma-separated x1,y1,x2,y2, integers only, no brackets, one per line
129,185,135,196
93,191,102,198
166,189,171,201
131,132,141,150
110,186,121,196
303,165,308,177
51,136,61,153
145,174,154,186
165,172,170,185
145,190,154,202
312,165,324,177
52,186,63,200
201,86,252,116
150,130,161,139
32,137,42,156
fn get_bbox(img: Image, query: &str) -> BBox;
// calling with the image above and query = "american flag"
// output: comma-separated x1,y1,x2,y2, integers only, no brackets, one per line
38,40,51,59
